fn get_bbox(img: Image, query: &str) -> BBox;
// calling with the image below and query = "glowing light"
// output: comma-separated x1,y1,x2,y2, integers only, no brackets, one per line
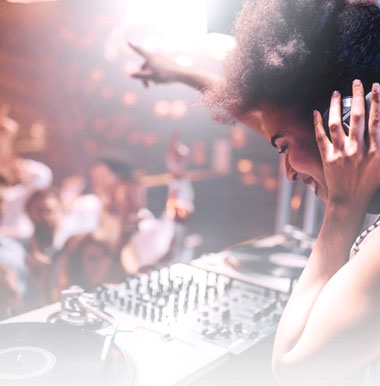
175,55,194,68
291,195,302,210
143,35,162,52
230,125,247,148
204,33,236,61
122,92,138,106
170,100,188,119
122,0,207,38
264,178,278,191
154,100,171,117
237,159,254,174
241,172,257,186
91,68,105,82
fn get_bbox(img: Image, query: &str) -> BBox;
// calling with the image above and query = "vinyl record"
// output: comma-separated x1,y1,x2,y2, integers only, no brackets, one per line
225,254,302,278
0,323,138,386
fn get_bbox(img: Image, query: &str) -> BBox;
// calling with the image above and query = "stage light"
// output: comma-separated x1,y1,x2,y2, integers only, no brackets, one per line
124,0,207,37
230,125,247,149
122,92,138,106
264,178,278,192
153,100,171,117
105,0,207,60
90,68,105,82
237,159,253,174
170,100,188,119
175,55,194,68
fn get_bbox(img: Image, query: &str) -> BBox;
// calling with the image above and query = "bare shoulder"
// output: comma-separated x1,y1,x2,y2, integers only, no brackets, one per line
346,224,380,293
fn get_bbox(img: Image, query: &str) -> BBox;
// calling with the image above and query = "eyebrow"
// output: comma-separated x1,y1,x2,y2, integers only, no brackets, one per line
270,134,282,148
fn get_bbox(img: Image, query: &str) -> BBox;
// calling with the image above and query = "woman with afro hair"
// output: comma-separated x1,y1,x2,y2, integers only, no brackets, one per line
130,1,380,384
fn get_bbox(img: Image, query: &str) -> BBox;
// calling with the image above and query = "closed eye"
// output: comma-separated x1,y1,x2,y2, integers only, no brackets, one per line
278,144,288,154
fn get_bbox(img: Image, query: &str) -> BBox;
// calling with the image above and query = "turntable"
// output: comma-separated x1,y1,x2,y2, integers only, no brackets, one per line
192,227,313,292
0,322,138,386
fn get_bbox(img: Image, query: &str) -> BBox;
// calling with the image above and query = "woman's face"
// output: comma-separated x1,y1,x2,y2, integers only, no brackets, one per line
259,104,328,201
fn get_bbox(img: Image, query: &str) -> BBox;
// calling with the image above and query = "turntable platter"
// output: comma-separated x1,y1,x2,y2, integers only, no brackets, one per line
0,323,138,386
225,253,303,279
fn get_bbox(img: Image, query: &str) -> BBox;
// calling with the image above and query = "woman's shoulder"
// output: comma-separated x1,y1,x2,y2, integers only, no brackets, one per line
345,223,380,295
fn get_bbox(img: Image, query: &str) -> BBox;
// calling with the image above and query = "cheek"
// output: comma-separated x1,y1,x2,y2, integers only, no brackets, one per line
290,146,323,177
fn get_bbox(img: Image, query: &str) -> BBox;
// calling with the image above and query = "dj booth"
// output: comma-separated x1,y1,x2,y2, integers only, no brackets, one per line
0,228,311,386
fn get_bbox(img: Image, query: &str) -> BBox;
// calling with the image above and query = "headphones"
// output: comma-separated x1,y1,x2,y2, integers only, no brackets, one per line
322,92,372,139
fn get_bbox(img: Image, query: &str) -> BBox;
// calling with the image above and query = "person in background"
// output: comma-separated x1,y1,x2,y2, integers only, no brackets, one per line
0,107,52,238
0,263,22,320
65,233,123,292
119,138,194,274
0,177,28,315
24,188,100,306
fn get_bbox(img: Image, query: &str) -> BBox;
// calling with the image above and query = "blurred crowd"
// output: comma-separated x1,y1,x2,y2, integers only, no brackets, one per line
0,111,194,319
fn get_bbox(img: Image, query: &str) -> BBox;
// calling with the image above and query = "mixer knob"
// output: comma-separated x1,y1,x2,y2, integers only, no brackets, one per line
233,322,242,333
221,310,230,321
204,329,218,339
220,328,232,338
252,310,263,321
150,307,155,322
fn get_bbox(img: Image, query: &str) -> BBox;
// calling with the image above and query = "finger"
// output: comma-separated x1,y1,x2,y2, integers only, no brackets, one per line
314,110,330,158
368,82,380,151
130,70,153,80
328,90,345,150
143,80,149,88
349,79,365,149
128,42,151,60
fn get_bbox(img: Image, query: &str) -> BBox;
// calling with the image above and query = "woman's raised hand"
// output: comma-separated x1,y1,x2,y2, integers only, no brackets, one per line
128,42,182,88
314,80,380,213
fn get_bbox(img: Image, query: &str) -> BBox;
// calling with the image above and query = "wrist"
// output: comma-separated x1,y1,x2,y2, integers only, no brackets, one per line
326,198,368,219
324,201,367,237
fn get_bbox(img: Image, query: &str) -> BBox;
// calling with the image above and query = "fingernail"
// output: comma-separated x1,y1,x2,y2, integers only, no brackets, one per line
332,90,340,97
313,110,319,119
353,79,361,87
373,83,380,94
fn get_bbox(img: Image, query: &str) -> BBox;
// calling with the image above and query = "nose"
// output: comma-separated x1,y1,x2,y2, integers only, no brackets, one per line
284,155,298,182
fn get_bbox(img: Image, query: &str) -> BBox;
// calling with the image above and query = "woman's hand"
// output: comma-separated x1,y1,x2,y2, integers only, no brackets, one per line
128,42,182,88
314,80,380,213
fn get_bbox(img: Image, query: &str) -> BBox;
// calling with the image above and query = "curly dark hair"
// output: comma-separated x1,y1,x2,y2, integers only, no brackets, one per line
205,0,380,122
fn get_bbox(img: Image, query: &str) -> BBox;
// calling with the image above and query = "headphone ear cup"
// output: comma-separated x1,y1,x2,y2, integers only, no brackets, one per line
321,92,372,142
322,108,332,141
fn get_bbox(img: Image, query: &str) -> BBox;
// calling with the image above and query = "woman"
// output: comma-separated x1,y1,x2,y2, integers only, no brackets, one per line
129,1,380,384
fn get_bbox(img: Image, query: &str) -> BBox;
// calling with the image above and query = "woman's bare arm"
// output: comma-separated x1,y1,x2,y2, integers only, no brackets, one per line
272,81,380,384
129,43,220,92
